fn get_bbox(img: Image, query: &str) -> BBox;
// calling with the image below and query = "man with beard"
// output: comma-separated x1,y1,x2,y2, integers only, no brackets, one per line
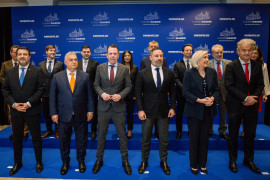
136,47,176,175
2,47,45,175
39,45,64,139
174,44,193,139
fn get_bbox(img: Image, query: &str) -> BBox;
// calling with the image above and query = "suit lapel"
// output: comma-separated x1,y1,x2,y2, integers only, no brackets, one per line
74,70,81,92
14,66,21,87
192,69,204,94
236,59,248,85
161,67,168,91
64,70,72,92
249,60,257,85
104,63,110,84
113,63,123,85
147,67,159,91
180,60,186,70
40,61,48,76
21,65,33,87
52,60,59,74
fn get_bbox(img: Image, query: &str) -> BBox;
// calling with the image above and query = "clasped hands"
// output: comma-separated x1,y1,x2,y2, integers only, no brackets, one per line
197,97,214,106
102,93,121,102
243,96,258,106
138,109,175,121
13,103,30,112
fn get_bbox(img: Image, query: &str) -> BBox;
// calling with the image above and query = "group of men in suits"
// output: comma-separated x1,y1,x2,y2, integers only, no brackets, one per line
1,38,264,176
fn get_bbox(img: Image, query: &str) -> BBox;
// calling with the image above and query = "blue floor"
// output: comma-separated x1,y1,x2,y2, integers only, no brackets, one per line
0,123,270,179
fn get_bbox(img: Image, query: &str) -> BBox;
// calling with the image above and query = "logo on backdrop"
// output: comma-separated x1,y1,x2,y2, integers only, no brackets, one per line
167,27,186,42
42,13,61,27
142,11,161,26
193,11,212,25
141,47,150,57
19,29,37,43
243,11,262,25
66,28,85,42
92,44,107,59
194,44,209,52
168,60,177,71
217,27,236,42
91,12,110,26
117,28,135,42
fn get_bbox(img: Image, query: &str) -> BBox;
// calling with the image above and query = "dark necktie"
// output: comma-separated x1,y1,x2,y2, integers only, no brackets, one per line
83,60,88,72
14,62,18,67
186,60,190,69
244,63,249,84
110,65,114,84
155,67,161,91
48,61,52,76
20,67,25,86
217,62,222,80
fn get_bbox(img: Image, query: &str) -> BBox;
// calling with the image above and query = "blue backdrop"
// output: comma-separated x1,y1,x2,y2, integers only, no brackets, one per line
11,4,270,124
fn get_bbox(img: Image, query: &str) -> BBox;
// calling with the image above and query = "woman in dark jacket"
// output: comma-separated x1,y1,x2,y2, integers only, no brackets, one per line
121,50,138,139
182,50,219,175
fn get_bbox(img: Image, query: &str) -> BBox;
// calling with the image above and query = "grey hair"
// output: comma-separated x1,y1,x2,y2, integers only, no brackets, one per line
190,50,208,69
65,52,77,61
237,38,256,51
211,44,223,52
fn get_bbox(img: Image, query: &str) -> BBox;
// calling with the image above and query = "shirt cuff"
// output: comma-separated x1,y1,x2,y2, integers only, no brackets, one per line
27,101,31,107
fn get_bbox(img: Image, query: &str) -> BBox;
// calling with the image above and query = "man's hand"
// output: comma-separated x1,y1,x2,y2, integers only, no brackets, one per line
168,109,175,118
111,94,121,102
102,93,112,101
87,112,94,121
243,96,258,106
138,111,147,121
13,103,26,112
52,115,59,124
263,95,268,102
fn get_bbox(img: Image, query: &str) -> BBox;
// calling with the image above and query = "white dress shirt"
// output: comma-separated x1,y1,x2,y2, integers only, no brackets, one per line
151,64,164,87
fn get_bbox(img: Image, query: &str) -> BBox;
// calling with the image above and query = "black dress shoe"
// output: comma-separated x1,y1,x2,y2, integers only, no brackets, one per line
229,160,237,172
93,160,103,174
24,133,29,139
9,162,23,176
160,162,170,175
219,133,229,141
191,168,198,175
122,161,132,175
9,134,13,140
79,161,86,173
60,163,69,175
138,161,148,174
201,168,208,174
91,131,97,140
176,132,182,140
243,160,261,174
36,162,43,173
41,131,53,138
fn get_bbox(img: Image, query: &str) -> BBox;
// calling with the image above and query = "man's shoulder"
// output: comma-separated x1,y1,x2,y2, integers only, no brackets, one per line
2,60,12,65
141,56,150,62
222,59,232,64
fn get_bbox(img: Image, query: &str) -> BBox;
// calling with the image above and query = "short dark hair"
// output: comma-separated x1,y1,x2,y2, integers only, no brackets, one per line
81,45,91,51
107,44,119,53
16,47,31,56
45,45,56,52
10,45,20,52
150,47,163,56
182,44,193,52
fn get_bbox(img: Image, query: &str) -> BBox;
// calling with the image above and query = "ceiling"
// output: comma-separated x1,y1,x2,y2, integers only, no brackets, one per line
0,0,269,7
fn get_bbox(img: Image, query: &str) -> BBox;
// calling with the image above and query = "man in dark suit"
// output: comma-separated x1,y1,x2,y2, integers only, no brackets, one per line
208,44,231,140
2,47,45,176
225,38,264,174
140,40,167,70
50,52,94,175
174,44,192,139
78,45,99,140
136,47,176,175
39,45,64,139
93,44,132,175
0,45,29,140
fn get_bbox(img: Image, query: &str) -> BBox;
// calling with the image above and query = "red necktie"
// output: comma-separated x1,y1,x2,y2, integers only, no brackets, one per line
217,62,222,80
110,65,114,84
244,63,249,84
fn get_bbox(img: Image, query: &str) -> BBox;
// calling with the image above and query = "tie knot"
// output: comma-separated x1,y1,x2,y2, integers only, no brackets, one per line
20,67,25,71
70,72,74,76
49,60,52,64
111,65,114,69
155,67,160,72
217,61,220,65
244,63,249,67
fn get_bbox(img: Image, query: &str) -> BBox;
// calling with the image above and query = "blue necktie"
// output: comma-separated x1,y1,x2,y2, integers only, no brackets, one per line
155,67,161,91
48,61,52,76
20,67,25,86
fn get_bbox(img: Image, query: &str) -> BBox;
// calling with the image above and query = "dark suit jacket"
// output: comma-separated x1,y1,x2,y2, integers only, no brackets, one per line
94,62,132,112
1,64,45,117
136,66,176,119
78,59,99,85
174,60,186,100
127,65,138,99
49,69,94,122
182,67,219,120
225,59,264,111
140,56,167,71
0,60,14,85
39,60,64,97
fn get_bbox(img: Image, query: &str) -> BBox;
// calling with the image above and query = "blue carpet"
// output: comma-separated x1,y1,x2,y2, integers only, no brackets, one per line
0,123,270,179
